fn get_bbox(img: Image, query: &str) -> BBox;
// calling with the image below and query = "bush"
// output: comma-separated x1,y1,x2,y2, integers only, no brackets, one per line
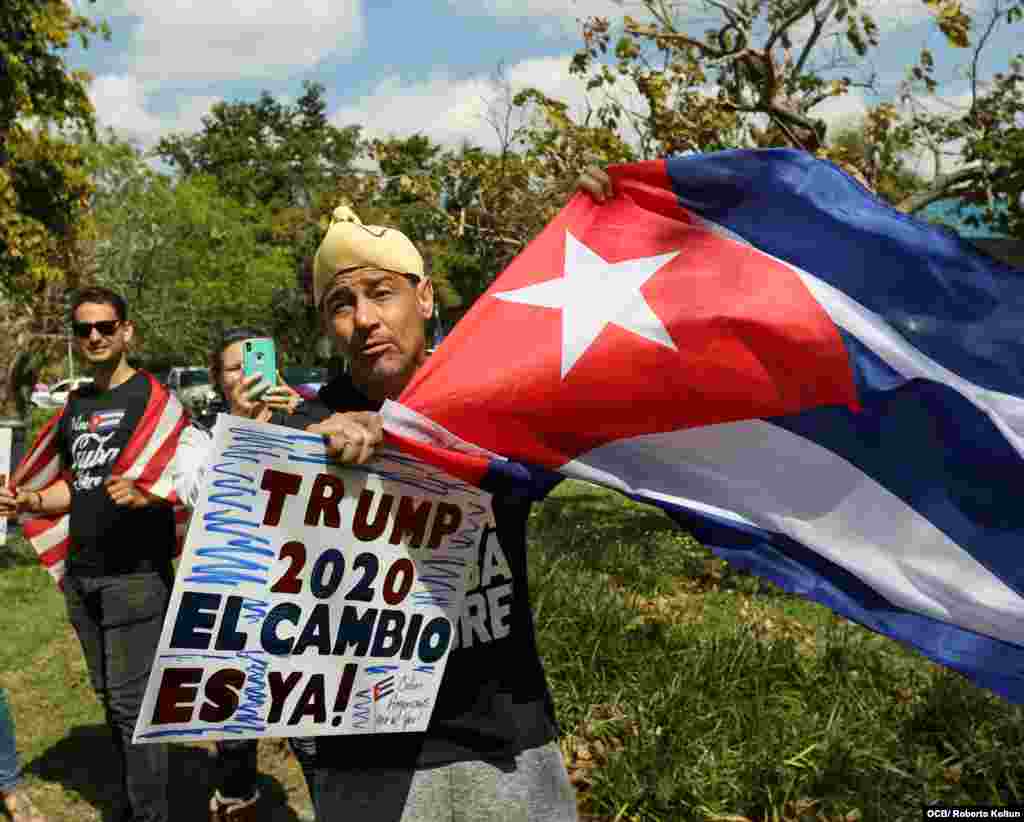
25,405,59,451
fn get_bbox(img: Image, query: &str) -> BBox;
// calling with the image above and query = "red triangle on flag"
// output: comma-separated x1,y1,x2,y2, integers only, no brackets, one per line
400,191,858,469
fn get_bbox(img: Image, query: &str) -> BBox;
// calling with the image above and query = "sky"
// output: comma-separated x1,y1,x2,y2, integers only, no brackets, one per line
66,0,1021,177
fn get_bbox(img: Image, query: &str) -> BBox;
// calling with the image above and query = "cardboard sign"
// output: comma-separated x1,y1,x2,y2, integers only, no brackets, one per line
134,416,488,743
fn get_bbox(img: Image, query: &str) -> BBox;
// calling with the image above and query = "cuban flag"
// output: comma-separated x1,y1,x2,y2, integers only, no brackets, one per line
380,148,1024,703
89,409,125,433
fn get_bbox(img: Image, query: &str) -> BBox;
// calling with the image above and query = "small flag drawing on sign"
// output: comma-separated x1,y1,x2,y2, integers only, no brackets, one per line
372,676,395,703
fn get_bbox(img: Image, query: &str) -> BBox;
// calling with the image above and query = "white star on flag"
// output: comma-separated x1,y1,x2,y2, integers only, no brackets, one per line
493,230,680,378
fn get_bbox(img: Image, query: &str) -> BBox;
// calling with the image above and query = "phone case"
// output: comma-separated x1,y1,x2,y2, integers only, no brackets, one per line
242,338,277,391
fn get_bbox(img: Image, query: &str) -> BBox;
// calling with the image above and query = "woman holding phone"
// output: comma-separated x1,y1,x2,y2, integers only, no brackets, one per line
170,327,300,821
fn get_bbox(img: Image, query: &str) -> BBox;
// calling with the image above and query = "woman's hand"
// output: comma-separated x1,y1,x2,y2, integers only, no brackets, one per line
229,374,271,419
261,374,304,416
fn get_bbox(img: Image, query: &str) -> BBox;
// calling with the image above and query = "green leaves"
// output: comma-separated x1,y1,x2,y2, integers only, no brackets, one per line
153,81,362,215
0,0,102,299
87,136,292,364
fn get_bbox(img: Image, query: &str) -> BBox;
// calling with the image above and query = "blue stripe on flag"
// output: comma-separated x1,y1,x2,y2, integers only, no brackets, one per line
770,330,1024,597
664,149,1024,397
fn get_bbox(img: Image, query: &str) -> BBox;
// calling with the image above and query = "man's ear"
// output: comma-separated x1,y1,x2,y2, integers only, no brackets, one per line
122,320,135,346
416,277,434,321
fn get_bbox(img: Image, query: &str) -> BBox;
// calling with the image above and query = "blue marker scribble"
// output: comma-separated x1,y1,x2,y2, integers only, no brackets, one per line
351,688,372,730
223,426,298,463
447,500,488,552
240,598,269,625
230,650,269,733
365,665,400,676
158,653,235,661
207,462,257,511
413,558,466,608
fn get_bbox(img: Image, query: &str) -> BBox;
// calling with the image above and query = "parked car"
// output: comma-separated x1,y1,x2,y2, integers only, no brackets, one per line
167,366,217,416
30,377,94,409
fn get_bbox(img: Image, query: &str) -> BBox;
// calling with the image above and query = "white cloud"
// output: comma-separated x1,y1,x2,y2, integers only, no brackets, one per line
89,73,217,146
96,0,365,85
331,55,601,149
862,0,933,27
811,89,870,129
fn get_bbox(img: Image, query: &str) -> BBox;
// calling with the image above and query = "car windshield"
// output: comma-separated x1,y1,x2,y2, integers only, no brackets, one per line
179,369,210,388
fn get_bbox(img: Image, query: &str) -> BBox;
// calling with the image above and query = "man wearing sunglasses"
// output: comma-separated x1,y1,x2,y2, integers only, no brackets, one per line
1,287,185,822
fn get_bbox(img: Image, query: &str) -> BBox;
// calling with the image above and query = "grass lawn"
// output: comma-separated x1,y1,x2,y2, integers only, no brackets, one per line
3,480,1023,821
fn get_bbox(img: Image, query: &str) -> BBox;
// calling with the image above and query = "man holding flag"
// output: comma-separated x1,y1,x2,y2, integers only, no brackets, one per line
227,147,1024,818
230,204,577,821
390,150,1024,707
1,287,187,822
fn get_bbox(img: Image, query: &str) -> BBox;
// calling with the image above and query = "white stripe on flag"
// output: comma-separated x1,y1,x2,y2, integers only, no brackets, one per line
31,515,69,555
19,426,62,492
47,558,65,585
121,395,185,482
382,399,506,460
561,420,1024,648
693,214,1024,457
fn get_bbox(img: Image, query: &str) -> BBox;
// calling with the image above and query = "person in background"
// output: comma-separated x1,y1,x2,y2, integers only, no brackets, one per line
0,287,184,822
0,687,46,822
170,327,300,821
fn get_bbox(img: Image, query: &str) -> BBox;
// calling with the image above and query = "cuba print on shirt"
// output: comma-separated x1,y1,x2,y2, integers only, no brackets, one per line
68,409,127,490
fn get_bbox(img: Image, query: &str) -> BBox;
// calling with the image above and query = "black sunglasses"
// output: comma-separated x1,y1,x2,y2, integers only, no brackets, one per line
72,320,122,339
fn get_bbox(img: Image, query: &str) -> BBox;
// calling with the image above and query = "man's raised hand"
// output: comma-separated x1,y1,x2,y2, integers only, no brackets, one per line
307,412,384,465
577,166,614,202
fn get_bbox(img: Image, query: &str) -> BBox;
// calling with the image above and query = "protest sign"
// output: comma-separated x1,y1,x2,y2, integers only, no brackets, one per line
0,426,10,546
134,415,489,743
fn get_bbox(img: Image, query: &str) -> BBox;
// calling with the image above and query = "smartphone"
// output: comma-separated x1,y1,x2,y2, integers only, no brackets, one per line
242,338,276,397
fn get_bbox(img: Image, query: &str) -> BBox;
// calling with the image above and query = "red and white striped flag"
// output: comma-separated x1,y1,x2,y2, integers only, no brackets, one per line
10,372,190,587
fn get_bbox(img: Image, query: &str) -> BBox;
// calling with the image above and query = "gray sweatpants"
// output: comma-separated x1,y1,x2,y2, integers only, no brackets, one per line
304,741,578,821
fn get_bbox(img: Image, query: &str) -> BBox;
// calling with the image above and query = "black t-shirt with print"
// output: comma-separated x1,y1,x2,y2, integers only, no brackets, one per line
59,370,177,577
273,376,563,769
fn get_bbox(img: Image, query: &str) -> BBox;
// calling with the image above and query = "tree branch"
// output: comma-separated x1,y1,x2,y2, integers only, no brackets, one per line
971,0,1003,116
898,164,984,212
766,0,825,53
793,0,839,78
625,22,727,59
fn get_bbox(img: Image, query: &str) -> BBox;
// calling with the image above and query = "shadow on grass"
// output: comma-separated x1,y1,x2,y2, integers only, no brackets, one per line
538,492,677,538
26,724,305,821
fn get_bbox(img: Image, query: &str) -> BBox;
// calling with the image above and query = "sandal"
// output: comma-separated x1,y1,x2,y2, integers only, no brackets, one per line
1,789,48,822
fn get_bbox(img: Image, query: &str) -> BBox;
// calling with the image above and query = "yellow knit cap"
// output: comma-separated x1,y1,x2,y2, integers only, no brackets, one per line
312,206,425,305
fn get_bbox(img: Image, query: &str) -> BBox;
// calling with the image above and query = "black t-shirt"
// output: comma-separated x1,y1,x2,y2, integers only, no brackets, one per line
59,370,177,577
274,377,562,768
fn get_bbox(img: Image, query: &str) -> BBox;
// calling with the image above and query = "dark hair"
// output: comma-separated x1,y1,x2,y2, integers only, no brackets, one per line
210,326,266,388
70,286,128,322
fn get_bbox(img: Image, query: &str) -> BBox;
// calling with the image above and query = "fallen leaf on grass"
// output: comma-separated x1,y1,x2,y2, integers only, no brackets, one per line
894,687,914,703
944,764,963,784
